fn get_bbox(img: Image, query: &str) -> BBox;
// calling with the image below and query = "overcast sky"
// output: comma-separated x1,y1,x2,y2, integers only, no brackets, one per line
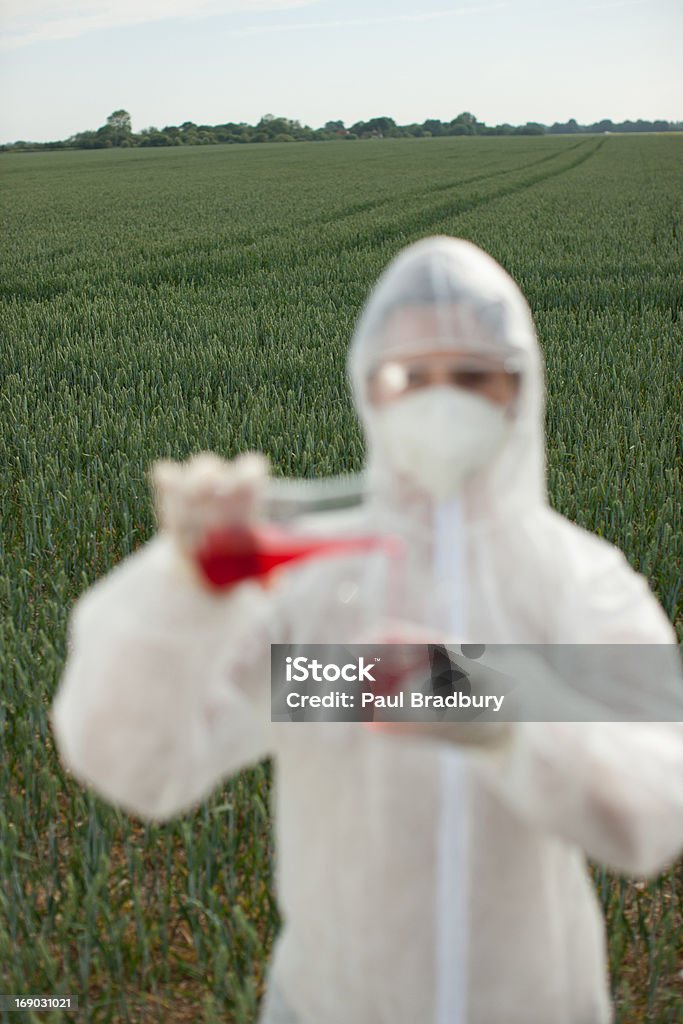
1,0,681,143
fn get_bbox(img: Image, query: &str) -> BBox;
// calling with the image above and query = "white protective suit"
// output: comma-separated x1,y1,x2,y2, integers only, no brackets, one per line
51,237,683,1024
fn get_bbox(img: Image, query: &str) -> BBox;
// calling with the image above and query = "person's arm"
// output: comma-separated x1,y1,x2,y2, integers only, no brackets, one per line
471,719,683,877
469,549,683,878
50,453,279,822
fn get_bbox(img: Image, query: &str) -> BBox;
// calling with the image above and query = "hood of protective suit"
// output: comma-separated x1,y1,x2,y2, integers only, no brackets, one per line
347,237,546,521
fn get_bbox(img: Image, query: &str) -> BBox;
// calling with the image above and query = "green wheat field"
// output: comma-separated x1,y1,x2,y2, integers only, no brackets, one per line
1,134,682,1023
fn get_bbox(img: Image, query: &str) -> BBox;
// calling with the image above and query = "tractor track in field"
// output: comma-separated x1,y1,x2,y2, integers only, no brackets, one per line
5,136,602,299
8,138,603,301
304,139,588,230
334,137,607,253
118,138,604,292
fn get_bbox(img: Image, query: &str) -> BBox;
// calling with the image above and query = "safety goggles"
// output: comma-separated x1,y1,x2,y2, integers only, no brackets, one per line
366,353,522,405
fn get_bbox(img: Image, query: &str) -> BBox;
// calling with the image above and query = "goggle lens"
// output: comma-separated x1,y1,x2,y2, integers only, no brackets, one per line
368,358,521,403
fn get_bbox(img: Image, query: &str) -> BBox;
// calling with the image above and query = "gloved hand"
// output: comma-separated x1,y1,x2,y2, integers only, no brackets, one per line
363,646,514,749
150,450,270,589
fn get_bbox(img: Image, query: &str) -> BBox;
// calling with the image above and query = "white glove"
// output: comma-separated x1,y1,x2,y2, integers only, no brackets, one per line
149,450,270,589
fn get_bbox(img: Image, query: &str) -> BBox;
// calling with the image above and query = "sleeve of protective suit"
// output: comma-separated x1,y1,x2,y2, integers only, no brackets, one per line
469,546,683,879
50,532,278,822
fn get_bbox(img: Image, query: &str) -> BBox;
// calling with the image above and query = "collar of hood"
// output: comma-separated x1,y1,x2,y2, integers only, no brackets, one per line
347,236,548,527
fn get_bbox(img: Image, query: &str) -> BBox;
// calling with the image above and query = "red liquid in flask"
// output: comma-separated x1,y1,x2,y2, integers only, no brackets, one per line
195,523,400,590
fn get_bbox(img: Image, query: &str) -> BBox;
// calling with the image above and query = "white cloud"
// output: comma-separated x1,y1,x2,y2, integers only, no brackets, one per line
0,0,322,50
580,0,648,8
230,2,511,37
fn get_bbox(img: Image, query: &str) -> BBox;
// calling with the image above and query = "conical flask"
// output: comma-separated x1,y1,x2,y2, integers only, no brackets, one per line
193,472,402,590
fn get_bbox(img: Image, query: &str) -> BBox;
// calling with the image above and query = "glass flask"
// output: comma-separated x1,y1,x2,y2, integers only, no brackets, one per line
193,471,403,590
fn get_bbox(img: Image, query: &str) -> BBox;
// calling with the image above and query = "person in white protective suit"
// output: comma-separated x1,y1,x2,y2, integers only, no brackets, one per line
50,236,683,1024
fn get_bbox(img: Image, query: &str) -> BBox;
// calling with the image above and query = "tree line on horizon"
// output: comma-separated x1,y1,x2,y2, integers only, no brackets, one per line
3,109,682,152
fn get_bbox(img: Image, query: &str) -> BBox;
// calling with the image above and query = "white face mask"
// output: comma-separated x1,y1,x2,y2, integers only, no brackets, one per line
371,387,509,499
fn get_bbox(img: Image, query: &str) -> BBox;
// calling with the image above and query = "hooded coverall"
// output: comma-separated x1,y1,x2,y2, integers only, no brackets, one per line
51,237,683,1024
